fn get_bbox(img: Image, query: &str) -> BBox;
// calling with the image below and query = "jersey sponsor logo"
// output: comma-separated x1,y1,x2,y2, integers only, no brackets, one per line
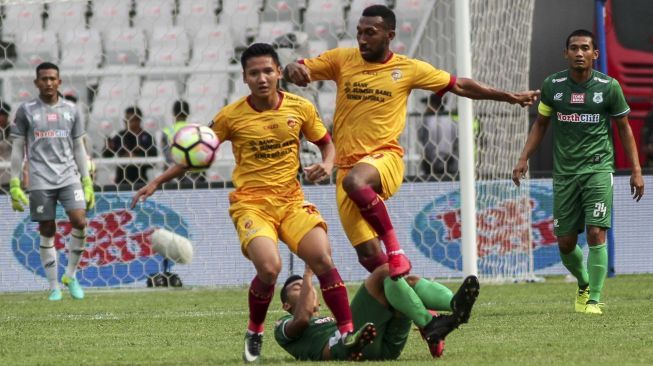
263,123,278,130
570,93,585,104
34,129,70,139
391,68,402,81
12,194,189,287
556,112,600,123
46,113,58,122
552,77,567,83
553,93,563,101
592,92,603,104
411,183,587,271
593,76,609,84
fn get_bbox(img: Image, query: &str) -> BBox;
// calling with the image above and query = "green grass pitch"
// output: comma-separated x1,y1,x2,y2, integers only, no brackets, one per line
2,275,653,365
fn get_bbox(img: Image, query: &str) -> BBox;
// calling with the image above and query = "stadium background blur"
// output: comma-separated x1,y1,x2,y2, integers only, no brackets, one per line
0,0,652,292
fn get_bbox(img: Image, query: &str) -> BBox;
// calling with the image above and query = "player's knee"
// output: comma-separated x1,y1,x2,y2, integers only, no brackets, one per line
342,172,365,194
256,264,281,283
404,275,420,287
307,254,334,275
70,217,87,230
39,221,56,237
586,226,606,244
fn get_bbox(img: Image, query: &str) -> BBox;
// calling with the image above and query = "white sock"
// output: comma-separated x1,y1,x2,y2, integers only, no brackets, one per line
65,228,86,279
39,236,58,290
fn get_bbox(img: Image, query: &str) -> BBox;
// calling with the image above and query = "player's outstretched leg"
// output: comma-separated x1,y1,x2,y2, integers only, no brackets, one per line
347,185,411,278
343,322,377,361
450,275,480,324
418,310,445,358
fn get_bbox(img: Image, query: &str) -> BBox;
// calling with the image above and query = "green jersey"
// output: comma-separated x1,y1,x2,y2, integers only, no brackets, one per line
538,69,630,176
274,314,339,361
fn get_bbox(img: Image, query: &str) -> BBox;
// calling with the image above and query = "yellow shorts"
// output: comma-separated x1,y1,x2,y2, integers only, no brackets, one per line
335,151,404,247
229,196,327,258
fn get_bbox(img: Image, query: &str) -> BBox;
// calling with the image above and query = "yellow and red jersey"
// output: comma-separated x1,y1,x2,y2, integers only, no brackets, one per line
302,48,455,168
210,91,330,201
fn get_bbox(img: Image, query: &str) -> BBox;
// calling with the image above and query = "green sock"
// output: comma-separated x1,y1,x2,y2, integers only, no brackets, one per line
413,278,454,311
587,244,607,303
383,277,432,328
560,245,589,288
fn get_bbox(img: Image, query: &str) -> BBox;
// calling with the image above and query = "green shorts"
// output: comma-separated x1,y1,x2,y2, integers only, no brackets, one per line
349,284,411,361
553,172,613,236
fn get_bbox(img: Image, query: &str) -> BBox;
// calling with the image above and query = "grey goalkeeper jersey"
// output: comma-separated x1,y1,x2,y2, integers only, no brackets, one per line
10,97,85,190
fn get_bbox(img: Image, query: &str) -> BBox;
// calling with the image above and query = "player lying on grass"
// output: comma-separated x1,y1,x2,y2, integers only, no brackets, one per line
131,43,359,363
275,266,479,361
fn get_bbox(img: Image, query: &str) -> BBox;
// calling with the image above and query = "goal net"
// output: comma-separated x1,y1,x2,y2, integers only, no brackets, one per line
0,0,536,291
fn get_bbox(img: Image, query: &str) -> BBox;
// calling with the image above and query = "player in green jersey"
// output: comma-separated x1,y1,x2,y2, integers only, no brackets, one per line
512,29,644,315
274,266,479,361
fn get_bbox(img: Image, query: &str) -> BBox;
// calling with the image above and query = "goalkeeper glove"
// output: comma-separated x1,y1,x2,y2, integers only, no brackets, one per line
81,176,95,210
9,178,28,212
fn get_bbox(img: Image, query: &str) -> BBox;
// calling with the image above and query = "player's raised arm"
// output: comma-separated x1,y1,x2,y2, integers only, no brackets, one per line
614,115,644,201
130,164,188,208
282,269,318,339
451,77,540,107
512,114,551,187
283,62,312,87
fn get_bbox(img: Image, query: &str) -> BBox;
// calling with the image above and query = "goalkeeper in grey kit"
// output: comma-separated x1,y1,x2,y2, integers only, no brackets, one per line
9,62,96,301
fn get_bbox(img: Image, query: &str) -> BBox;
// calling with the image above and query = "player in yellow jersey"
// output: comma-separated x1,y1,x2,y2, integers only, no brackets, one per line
284,4,536,356
131,43,367,363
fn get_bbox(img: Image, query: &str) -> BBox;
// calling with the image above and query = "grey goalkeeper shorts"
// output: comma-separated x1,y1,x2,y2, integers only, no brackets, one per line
29,182,85,221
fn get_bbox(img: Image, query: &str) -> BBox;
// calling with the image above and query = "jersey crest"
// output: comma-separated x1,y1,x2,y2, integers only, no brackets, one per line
592,92,603,104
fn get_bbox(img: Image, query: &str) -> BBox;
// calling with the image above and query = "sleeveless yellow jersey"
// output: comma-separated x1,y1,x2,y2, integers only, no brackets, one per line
302,48,454,167
210,91,329,200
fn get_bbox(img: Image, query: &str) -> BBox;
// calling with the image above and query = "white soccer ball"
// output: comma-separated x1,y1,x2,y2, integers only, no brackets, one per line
150,229,194,264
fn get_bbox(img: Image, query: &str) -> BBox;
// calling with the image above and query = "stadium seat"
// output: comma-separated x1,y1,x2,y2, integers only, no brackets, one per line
220,0,262,47
346,0,386,37
262,0,305,23
103,27,147,67
394,0,435,51
141,80,180,99
307,40,329,58
89,0,131,36
96,76,141,101
13,30,58,69
187,95,225,124
186,73,229,101
45,1,88,33
1,3,43,42
134,0,175,36
4,77,37,104
138,97,171,133
146,27,190,67
89,98,128,154
256,21,295,44
303,0,345,48
177,0,219,39
190,26,234,68
59,29,102,70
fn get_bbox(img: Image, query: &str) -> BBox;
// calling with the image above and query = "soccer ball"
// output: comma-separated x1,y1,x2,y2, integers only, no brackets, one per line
170,124,220,170
151,228,194,264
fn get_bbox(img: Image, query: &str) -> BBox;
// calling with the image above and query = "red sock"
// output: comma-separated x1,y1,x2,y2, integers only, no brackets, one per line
247,275,275,334
359,251,389,273
317,268,353,335
348,185,401,253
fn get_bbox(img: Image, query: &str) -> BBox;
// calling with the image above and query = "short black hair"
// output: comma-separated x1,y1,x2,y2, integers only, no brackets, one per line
240,43,281,70
362,5,396,30
0,101,11,116
35,62,59,78
173,99,190,118
279,274,303,304
566,29,597,50
125,106,143,120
